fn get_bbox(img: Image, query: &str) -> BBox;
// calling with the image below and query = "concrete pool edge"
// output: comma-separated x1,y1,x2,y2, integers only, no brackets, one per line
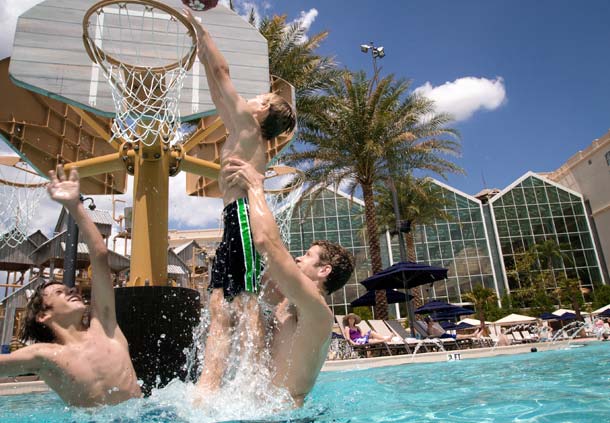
0,380,50,396
0,339,601,396
322,338,600,372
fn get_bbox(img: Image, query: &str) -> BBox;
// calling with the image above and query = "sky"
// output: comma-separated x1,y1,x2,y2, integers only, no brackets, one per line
1,0,610,245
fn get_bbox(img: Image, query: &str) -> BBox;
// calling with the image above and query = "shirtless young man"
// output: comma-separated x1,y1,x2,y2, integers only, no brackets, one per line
0,167,141,407
224,158,354,407
183,10,296,391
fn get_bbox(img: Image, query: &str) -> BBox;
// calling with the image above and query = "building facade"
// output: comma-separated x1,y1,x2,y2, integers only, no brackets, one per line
284,173,606,316
546,130,610,282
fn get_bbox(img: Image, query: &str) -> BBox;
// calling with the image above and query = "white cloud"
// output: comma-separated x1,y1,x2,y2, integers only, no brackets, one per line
0,0,43,59
414,76,506,122
296,9,318,32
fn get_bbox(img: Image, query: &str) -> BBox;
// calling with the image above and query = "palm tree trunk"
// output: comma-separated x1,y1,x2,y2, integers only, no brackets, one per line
362,182,388,320
406,231,424,309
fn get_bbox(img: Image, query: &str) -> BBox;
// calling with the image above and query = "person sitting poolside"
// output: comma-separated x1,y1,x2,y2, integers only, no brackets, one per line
424,316,480,340
342,313,391,345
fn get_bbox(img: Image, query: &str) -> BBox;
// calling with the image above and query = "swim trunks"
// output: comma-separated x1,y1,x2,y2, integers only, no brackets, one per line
210,198,262,301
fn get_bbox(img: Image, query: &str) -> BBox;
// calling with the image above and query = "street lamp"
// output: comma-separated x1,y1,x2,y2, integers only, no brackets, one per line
64,196,96,288
360,41,417,337
360,42,385,88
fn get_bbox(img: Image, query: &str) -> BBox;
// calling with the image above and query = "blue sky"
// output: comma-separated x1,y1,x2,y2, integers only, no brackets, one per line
256,0,610,195
0,0,609,238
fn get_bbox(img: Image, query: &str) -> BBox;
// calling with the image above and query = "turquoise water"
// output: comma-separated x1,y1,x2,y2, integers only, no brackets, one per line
2,342,610,422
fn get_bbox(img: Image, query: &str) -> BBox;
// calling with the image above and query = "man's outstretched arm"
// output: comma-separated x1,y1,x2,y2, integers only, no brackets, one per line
47,167,116,335
0,344,49,377
224,159,330,317
184,9,241,124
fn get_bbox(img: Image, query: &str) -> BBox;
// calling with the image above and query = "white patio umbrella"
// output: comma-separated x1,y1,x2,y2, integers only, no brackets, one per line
553,308,589,316
494,313,537,325
460,318,492,326
593,304,610,315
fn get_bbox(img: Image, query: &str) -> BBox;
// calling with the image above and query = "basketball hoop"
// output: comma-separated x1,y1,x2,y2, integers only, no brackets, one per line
263,165,305,246
82,0,198,146
0,157,47,249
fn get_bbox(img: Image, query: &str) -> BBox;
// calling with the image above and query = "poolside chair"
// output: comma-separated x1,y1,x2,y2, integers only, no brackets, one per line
520,330,538,343
367,320,410,355
508,330,524,344
413,320,460,351
385,320,422,353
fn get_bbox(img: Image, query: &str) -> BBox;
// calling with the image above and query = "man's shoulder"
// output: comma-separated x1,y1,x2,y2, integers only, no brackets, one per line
16,342,61,361
296,301,334,331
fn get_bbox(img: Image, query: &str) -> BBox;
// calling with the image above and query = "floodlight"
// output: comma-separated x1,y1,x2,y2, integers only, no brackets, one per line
377,46,385,58
360,44,371,53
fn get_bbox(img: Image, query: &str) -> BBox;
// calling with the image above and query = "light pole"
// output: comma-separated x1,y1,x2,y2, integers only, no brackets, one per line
360,42,385,91
360,42,417,337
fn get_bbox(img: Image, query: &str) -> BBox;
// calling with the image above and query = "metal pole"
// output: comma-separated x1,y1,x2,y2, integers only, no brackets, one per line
299,218,306,255
64,208,79,288
387,172,417,337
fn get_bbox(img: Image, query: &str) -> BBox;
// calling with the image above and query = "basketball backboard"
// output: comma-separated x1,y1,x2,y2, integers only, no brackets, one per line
9,0,270,120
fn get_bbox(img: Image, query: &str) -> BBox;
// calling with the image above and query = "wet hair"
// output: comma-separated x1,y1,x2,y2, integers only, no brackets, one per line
19,280,63,343
311,240,354,295
260,93,296,140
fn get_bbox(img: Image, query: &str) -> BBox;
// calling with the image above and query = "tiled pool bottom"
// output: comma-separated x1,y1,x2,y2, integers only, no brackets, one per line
1,342,609,422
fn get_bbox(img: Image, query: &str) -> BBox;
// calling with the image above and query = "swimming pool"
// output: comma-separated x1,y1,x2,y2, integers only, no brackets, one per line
1,342,609,422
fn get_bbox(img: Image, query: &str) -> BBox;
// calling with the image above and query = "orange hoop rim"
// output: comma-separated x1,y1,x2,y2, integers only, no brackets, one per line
82,0,198,74
263,165,304,195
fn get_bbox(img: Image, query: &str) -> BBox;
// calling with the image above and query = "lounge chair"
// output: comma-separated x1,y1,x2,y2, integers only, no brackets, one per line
413,320,460,351
385,320,423,353
367,320,410,355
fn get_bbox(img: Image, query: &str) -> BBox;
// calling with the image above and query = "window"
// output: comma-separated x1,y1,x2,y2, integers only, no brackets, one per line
606,150,610,166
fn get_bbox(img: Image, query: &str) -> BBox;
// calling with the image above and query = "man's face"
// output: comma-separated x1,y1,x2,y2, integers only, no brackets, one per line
41,284,86,318
295,245,330,283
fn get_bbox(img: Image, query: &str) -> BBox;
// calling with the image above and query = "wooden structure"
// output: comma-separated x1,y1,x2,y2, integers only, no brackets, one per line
1,1,296,288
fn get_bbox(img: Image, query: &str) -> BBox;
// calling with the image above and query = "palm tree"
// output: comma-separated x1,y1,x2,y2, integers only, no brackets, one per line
284,71,461,318
555,276,584,321
531,239,571,289
462,285,497,335
375,175,455,308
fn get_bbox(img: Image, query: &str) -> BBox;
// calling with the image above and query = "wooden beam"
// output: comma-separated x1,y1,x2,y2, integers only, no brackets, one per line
67,105,119,150
181,118,225,154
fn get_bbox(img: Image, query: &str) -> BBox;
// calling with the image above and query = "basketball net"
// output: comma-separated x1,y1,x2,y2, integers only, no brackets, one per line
0,158,47,249
83,0,197,146
263,165,305,247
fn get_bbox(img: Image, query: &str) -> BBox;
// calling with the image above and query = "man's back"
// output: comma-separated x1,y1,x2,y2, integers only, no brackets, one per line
218,106,267,205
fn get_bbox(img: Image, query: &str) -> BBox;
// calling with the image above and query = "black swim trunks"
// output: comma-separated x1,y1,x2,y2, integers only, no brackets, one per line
210,198,262,300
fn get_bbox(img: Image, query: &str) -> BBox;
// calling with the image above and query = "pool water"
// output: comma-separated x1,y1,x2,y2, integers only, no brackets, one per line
1,342,609,422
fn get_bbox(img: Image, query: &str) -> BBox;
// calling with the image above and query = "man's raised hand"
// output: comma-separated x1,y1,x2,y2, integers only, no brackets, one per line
47,166,80,209
223,158,264,193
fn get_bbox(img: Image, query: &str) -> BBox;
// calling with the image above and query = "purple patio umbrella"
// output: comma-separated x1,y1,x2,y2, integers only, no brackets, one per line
361,261,448,291
350,289,413,307
415,301,473,315
360,261,448,337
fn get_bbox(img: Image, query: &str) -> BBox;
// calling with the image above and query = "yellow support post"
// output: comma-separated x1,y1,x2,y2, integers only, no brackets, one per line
128,140,170,287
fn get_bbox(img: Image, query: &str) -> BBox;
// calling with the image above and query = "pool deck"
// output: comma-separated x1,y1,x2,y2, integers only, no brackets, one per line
321,338,598,372
0,338,599,396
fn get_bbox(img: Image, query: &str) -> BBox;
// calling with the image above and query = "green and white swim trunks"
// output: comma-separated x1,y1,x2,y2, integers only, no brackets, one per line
210,198,262,300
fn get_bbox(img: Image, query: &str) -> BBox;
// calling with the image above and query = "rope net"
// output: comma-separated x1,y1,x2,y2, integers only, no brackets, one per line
263,165,305,247
0,159,47,249
83,0,197,146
